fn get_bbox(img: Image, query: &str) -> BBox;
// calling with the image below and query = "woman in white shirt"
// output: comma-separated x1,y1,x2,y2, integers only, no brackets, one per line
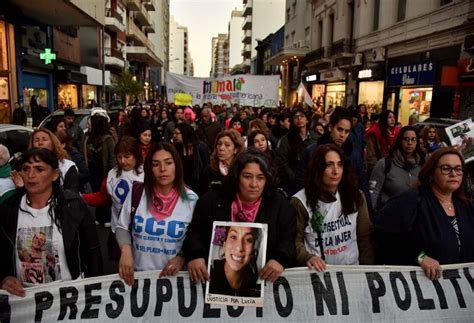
116,142,198,286
291,144,374,271
0,148,102,296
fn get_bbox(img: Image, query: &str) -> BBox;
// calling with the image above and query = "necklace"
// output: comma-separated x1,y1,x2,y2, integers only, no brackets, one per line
438,199,453,211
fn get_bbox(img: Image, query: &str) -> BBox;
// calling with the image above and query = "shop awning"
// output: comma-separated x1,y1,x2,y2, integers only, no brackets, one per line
80,66,111,86
55,70,88,84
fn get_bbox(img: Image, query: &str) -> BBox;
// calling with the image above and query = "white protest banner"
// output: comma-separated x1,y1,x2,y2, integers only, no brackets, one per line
166,72,279,108
1,264,473,322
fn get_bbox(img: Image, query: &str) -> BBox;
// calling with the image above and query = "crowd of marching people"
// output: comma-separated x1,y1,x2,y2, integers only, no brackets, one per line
1,100,474,297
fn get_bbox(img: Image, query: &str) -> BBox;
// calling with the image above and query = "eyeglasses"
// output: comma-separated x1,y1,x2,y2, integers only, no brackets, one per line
438,165,463,176
402,137,417,143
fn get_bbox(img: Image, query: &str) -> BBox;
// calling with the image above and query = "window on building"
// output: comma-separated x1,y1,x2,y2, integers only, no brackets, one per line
291,31,295,45
397,0,406,22
292,3,296,17
373,0,380,31
318,20,323,48
329,14,334,44
304,27,310,47
440,0,453,5
286,8,290,22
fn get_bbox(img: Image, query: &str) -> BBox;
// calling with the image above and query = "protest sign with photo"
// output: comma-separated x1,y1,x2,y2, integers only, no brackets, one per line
205,221,268,307
445,118,474,163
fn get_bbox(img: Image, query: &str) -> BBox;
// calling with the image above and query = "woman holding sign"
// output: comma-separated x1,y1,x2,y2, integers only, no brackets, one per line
115,143,198,285
291,144,374,272
0,148,103,296
183,149,296,284
376,148,474,280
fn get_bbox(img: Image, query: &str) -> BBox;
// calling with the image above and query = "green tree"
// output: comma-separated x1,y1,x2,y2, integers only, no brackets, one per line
111,70,143,106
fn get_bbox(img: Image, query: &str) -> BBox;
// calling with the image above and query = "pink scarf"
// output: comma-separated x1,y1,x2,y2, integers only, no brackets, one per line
149,187,179,222
231,193,262,223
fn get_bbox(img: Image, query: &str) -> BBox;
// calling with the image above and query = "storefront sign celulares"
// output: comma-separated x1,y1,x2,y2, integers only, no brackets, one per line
388,62,435,86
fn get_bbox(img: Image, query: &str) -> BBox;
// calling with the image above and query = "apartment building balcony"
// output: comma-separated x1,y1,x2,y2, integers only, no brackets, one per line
143,21,155,33
305,47,331,69
125,45,162,66
134,5,151,26
242,15,252,30
242,30,251,44
265,41,310,65
104,47,125,68
127,17,148,46
142,0,155,11
242,44,251,58
124,0,140,11
329,38,353,59
105,8,125,33
243,0,252,16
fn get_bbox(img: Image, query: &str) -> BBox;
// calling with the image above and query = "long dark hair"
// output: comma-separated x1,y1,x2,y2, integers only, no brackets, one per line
417,147,468,205
378,110,395,137
174,123,197,155
89,115,112,148
143,143,188,204
389,126,425,163
114,136,143,177
19,148,63,232
305,144,362,215
223,148,277,200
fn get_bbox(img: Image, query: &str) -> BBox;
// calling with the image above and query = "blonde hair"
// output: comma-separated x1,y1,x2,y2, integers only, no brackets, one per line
210,130,245,172
29,128,70,161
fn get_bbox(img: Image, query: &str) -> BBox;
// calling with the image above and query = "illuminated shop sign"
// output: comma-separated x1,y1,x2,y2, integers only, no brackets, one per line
358,69,373,79
305,74,318,82
388,62,435,86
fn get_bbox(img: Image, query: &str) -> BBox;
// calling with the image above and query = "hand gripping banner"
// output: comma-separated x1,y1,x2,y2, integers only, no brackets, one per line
1,264,473,322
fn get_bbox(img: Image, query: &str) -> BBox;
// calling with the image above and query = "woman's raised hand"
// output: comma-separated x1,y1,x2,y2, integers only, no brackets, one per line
159,256,185,277
307,255,327,272
259,259,284,283
419,256,442,280
0,276,25,297
11,170,24,188
187,258,209,284
118,245,135,286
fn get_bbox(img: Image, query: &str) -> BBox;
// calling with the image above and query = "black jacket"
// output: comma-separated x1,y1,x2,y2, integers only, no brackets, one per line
0,190,103,282
375,187,474,265
183,188,296,268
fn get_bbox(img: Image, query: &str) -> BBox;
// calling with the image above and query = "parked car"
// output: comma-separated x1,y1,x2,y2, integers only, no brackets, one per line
0,124,33,157
38,108,118,133
412,117,461,145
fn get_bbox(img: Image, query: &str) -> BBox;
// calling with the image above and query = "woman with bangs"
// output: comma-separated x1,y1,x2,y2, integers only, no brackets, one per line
197,130,245,196
24,128,81,193
116,143,198,285
291,144,374,272
184,149,296,284
82,136,144,236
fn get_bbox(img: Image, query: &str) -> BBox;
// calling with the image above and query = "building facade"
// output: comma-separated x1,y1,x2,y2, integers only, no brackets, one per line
169,15,192,76
228,10,244,74
300,0,474,123
210,33,229,78
241,0,286,73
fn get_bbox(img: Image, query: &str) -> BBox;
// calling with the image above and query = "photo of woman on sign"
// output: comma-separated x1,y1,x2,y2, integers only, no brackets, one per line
206,221,267,303
209,225,262,297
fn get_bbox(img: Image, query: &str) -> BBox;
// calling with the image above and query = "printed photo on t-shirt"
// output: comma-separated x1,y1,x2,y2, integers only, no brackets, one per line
16,226,61,285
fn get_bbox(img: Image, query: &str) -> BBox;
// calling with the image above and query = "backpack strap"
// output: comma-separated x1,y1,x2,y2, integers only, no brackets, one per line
130,181,145,227
384,157,392,175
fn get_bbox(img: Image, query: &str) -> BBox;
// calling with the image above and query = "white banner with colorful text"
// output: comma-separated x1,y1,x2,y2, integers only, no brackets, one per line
1,264,473,322
166,72,280,108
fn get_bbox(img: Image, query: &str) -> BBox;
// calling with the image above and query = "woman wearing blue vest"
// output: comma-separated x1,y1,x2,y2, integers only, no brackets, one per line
115,143,198,286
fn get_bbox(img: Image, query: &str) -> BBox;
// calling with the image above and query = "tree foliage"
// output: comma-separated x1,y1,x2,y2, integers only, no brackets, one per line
112,70,143,103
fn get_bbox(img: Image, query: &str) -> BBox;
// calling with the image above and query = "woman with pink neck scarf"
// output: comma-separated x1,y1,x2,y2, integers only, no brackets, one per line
115,143,198,286
183,149,296,285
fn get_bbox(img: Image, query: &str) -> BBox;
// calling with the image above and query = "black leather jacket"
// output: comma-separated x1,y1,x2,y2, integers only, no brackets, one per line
0,189,103,283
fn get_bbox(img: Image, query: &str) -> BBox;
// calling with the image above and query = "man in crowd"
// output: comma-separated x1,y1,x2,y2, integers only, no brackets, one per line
195,107,222,152
11,102,27,126
64,108,83,150
163,107,184,142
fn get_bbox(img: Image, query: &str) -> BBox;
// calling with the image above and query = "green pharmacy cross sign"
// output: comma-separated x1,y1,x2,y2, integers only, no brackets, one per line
40,48,56,65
